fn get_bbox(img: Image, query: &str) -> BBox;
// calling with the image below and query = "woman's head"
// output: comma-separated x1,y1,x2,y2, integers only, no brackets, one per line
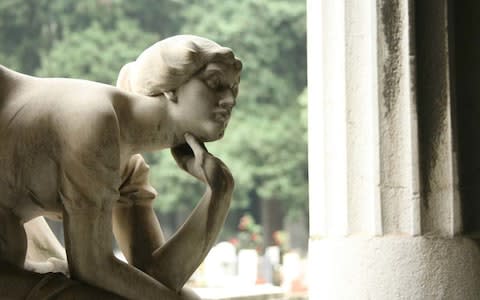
116,35,243,143
116,35,242,97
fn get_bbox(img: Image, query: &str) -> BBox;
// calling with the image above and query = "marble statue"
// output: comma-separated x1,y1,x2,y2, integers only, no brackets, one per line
0,35,242,299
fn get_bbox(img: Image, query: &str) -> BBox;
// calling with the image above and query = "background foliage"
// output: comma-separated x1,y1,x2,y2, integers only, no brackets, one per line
0,0,307,246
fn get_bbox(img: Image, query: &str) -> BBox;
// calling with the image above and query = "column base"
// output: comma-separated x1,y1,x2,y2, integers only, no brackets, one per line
308,236,480,299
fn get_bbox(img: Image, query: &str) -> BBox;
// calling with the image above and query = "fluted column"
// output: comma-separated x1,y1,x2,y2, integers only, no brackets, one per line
308,0,480,298
415,0,461,236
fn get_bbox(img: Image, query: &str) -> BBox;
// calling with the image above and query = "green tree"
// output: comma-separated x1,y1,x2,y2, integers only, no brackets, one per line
148,0,308,245
0,0,58,73
0,0,184,74
36,20,158,84
0,0,308,245
120,0,185,36
95,1,308,223
179,0,308,216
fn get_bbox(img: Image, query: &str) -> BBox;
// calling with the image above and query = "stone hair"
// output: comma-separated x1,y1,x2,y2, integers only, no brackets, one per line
116,35,242,97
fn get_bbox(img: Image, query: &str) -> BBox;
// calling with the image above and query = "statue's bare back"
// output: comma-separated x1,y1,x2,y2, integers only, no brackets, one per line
0,70,125,222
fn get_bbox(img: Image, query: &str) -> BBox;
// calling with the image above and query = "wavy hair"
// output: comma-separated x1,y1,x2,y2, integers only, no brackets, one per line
116,35,242,97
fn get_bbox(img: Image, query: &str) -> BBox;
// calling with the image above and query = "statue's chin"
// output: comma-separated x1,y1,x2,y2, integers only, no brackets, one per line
196,122,227,143
201,131,224,143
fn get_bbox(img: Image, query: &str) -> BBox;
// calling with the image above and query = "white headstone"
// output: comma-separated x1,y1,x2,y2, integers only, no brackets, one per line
204,242,237,287
237,249,259,286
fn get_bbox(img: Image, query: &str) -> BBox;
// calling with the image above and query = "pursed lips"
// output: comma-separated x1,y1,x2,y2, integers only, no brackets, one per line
213,108,231,122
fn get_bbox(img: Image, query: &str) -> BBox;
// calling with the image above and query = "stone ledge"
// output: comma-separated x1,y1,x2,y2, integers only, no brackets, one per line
309,236,480,299
194,285,284,300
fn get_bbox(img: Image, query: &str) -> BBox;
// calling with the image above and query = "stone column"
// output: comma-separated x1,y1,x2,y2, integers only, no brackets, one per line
307,0,480,298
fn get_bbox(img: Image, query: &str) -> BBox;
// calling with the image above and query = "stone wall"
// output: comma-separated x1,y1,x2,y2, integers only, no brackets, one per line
307,0,480,298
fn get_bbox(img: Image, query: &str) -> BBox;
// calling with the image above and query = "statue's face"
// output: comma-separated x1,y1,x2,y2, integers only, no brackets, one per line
174,63,239,142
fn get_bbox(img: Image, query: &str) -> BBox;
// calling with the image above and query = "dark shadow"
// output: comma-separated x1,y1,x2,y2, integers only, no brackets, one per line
0,261,124,300
451,0,480,233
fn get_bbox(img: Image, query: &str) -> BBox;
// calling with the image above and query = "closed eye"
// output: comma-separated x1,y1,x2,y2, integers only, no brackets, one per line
215,84,230,92
205,76,221,90
203,73,237,95
205,78,230,93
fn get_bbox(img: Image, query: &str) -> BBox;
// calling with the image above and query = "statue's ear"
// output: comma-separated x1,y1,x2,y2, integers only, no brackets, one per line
164,90,178,103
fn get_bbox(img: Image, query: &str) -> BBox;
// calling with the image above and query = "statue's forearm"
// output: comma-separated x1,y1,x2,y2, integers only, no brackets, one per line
203,184,234,246
112,203,165,268
147,179,233,292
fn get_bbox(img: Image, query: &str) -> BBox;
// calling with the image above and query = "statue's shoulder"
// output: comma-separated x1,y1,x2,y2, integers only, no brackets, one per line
0,65,27,98
57,101,119,142
56,102,121,176
0,64,17,77
0,64,35,84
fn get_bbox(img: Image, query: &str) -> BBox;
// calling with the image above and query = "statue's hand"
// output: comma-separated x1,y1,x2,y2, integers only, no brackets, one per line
171,133,234,191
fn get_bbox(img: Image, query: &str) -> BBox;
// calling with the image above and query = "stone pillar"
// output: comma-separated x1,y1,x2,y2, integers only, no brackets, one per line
307,0,480,299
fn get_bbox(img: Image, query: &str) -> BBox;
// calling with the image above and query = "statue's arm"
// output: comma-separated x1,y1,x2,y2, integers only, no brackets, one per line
144,133,234,292
112,157,165,268
63,200,184,300
111,154,201,299
59,114,187,300
113,204,164,267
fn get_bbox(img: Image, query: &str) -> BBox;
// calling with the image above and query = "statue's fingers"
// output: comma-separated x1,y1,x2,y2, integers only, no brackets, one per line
184,133,207,159
171,144,193,170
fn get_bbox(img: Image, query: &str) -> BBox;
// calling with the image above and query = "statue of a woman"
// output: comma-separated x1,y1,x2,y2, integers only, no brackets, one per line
0,35,242,300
